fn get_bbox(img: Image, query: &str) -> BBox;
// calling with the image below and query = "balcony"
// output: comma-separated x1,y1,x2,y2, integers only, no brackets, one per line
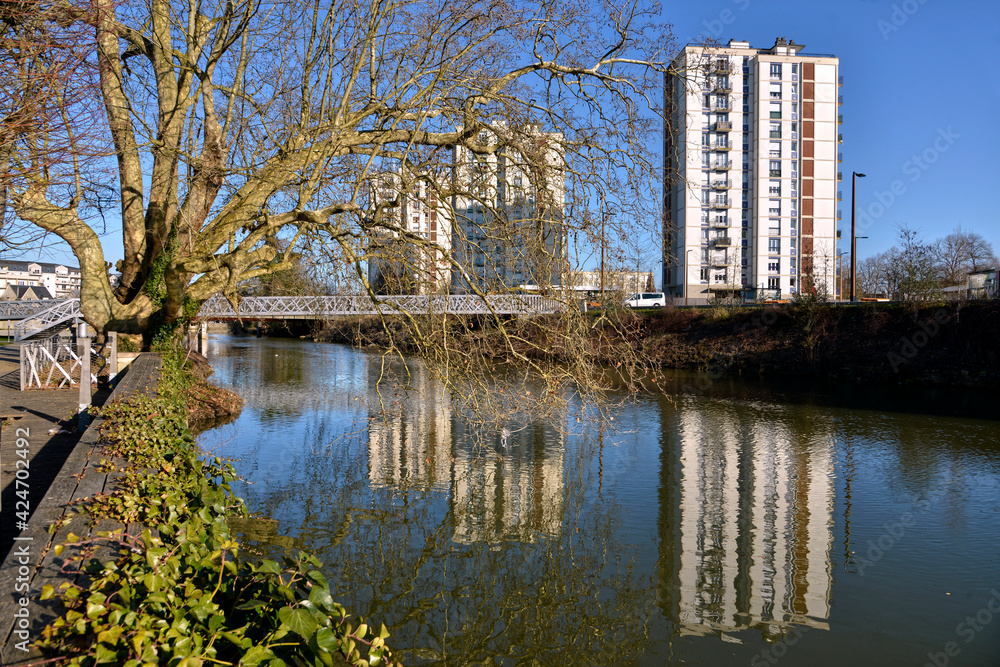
712,60,729,74
711,219,729,228
713,237,732,247
713,161,732,170
838,114,843,124
711,180,731,189
837,172,843,181
838,152,843,162
770,111,782,119
711,104,731,113
770,92,781,99
710,200,729,209
714,121,732,132
837,190,842,201
838,133,843,143
713,82,732,94
769,169,781,177
769,131,782,138
714,141,731,151
839,74,844,85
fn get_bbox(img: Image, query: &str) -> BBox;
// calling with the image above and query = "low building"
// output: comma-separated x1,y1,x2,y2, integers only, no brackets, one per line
968,269,998,299
1,284,53,300
564,269,655,295
0,260,81,298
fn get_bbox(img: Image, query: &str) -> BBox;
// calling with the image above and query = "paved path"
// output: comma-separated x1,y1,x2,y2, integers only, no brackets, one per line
0,344,108,563
0,351,156,663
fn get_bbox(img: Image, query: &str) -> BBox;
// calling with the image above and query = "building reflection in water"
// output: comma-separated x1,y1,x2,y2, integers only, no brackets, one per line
659,399,835,639
364,356,564,544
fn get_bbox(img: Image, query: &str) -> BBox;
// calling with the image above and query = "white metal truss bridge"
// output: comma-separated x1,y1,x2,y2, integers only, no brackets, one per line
196,294,566,320
1,294,565,340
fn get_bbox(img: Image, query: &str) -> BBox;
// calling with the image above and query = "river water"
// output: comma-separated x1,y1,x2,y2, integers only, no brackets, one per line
198,335,1000,666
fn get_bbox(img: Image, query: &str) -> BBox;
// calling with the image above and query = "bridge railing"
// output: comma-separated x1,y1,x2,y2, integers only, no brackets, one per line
0,299,71,320
13,299,81,340
196,294,567,319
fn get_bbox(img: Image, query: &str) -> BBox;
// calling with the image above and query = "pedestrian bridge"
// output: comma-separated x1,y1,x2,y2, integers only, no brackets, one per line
196,294,564,320
1,294,566,340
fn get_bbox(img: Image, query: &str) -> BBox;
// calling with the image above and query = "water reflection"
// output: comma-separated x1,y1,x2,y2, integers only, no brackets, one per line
200,336,1000,666
658,400,834,640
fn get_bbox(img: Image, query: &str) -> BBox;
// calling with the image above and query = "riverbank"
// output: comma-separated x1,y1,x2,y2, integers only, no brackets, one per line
311,300,1000,389
2,349,396,666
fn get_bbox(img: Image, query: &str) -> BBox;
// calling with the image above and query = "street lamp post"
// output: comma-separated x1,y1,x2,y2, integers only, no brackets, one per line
850,171,866,302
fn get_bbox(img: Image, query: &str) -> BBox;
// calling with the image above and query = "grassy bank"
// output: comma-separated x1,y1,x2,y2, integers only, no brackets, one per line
636,300,999,388
37,349,400,666
312,301,1000,389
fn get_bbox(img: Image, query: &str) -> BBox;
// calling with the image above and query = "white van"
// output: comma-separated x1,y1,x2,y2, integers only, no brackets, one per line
624,292,666,308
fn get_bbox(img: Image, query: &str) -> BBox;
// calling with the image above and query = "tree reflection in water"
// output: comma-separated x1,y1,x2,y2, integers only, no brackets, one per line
225,353,656,665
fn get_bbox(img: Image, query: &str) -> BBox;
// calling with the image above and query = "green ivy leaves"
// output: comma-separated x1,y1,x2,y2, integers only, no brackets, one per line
37,348,401,667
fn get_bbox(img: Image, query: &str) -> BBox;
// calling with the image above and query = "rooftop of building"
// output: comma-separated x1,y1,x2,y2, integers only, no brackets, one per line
682,37,835,58
0,259,81,273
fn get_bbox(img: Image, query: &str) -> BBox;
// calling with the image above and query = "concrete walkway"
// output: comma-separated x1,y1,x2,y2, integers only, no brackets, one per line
0,349,157,664
0,343,108,562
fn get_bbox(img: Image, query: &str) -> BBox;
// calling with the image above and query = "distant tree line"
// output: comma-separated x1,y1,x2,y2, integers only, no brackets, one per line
854,225,997,301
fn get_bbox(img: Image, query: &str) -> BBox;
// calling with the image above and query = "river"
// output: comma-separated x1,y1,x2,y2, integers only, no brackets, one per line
197,335,1000,666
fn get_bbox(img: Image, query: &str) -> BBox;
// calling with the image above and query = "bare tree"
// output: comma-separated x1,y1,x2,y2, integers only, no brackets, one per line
3,0,672,344
933,225,998,286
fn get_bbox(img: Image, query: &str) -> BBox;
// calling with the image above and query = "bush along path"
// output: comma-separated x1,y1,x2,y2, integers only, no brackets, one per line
35,349,400,667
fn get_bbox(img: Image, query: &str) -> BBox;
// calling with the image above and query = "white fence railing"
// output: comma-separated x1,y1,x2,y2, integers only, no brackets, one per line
19,335,109,391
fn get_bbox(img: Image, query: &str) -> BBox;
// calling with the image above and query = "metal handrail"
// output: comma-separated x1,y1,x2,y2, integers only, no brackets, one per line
13,299,80,341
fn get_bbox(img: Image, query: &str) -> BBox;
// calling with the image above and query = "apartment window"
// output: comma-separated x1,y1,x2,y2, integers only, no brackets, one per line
790,278,796,287
768,238,780,253
768,262,780,272
770,101,781,119
703,95,711,109
768,277,780,289
715,95,728,110
770,63,781,78
701,248,710,263
769,160,781,176
769,83,782,99
700,268,710,281
702,133,710,146
791,63,798,74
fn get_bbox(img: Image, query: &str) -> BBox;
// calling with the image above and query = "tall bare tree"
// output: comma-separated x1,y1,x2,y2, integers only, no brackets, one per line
933,225,998,286
3,0,672,344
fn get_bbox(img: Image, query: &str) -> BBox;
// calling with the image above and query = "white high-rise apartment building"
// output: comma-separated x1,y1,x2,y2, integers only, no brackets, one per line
662,38,841,302
367,169,453,294
451,125,567,292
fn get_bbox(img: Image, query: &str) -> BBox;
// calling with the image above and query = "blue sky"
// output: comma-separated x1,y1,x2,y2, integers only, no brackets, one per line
12,0,1000,271
663,0,1000,259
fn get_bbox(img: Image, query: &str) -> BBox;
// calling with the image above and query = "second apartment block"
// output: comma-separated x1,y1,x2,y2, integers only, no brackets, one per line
663,38,841,302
